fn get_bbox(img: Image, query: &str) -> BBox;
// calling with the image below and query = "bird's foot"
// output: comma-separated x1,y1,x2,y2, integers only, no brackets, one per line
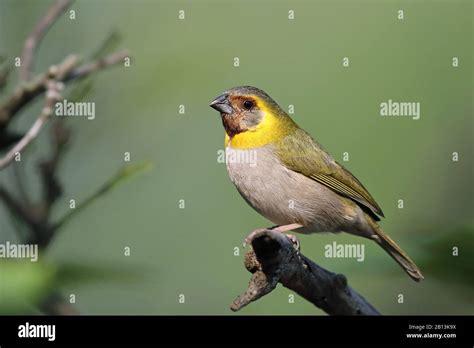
243,223,303,247
269,223,303,233
286,234,300,251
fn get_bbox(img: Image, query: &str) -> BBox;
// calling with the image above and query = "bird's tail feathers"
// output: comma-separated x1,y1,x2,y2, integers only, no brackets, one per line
369,223,424,282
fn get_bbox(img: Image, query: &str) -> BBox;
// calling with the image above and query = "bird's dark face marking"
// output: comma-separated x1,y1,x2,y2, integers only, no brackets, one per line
209,87,267,138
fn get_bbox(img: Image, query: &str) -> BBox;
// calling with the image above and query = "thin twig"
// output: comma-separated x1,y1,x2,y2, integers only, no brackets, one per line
0,50,129,126
0,55,79,170
65,49,129,81
19,0,73,81
0,55,81,172
0,83,61,170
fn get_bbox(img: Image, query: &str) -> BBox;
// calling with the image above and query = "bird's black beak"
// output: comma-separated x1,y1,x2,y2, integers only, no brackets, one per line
209,93,233,114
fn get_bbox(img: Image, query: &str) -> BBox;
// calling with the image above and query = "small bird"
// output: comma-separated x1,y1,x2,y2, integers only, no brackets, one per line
210,86,424,281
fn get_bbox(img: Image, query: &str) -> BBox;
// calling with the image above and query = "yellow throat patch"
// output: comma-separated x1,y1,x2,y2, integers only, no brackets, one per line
225,104,295,149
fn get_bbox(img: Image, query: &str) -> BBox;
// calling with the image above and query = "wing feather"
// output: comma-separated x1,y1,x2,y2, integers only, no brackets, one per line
276,128,384,218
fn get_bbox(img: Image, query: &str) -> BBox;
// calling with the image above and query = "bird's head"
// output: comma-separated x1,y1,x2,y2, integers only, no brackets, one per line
209,86,296,148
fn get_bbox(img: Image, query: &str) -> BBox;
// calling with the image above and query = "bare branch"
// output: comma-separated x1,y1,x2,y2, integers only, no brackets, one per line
0,90,57,169
19,0,73,81
0,54,79,170
0,50,129,126
65,49,129,81
0,1,131,316
231,229,380,315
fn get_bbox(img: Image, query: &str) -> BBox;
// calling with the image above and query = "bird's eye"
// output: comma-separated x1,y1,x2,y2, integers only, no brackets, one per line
243,100,254,110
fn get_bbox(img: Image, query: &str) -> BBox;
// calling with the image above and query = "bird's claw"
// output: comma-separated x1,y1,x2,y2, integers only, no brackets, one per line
286,234,300,251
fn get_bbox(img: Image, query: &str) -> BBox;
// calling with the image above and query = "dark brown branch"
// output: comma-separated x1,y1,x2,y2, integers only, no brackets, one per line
19,0,73,81
231,229,380,315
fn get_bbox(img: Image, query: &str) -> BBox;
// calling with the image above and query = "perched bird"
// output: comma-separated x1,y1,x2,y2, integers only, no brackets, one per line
209,86,423,281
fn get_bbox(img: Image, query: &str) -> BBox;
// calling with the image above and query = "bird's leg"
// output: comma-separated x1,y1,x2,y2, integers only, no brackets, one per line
244,223,303,246
269,223,303,233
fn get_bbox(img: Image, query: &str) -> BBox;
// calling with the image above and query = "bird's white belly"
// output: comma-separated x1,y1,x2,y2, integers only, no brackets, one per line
225,145,347,233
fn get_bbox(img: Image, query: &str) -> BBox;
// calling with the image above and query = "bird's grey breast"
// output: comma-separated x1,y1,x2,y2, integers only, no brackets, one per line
225,144,348,233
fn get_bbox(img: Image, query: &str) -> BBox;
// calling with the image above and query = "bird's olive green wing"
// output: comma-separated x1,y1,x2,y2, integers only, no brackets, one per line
276,128,384,219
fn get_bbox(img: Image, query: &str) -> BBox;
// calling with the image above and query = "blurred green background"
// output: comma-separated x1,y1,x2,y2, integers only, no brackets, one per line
0,0,472,315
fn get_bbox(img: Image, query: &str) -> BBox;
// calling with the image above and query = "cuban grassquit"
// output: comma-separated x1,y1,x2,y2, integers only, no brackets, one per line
210,86,423,281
